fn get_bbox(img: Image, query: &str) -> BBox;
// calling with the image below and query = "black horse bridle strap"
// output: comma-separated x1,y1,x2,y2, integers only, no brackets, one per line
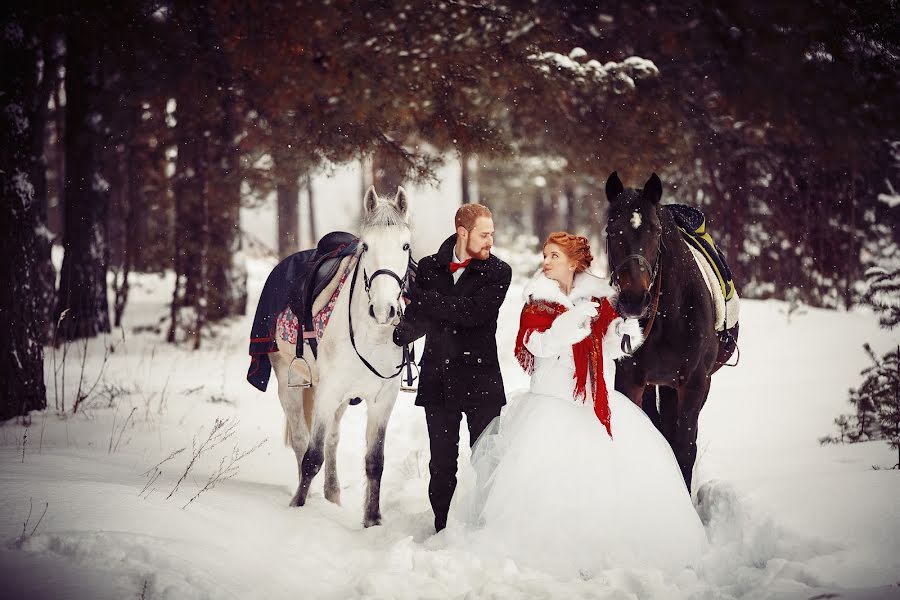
364,268,405,294
642,265,663,339
348,249,410,380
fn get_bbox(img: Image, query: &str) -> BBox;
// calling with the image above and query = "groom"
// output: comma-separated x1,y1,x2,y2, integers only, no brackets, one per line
393,204,511,533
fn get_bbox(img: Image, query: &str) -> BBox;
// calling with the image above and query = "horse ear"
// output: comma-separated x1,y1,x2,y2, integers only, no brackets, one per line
605,171,624,202
364,185,379,214
643,173,662,204
393,186,409,219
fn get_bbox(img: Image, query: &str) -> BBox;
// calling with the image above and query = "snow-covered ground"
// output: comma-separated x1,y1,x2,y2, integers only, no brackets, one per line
3,242,900,598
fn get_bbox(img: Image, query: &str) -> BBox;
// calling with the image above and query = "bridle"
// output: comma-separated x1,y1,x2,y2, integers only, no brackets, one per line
348,242,414,380
606,236,663,295
606,228,665,346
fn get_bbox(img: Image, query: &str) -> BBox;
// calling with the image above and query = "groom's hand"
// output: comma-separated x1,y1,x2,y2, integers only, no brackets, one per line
401,272,420,306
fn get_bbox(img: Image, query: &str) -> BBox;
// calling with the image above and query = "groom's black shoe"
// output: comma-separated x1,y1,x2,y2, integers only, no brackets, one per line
434,515,447,533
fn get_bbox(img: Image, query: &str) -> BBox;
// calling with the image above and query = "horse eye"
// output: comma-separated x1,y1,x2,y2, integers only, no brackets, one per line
402,243,410,251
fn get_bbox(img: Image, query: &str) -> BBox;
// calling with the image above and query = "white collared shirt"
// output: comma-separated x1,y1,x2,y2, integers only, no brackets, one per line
451,249,466,284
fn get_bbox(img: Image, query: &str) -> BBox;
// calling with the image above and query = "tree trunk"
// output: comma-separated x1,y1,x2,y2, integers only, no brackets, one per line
306,170,317,245
461,152,471,205
1,10,48,420
206,105,247,321
372,147,406,195
33,26,60,345
275,158,300,259
564,181,577,233
55,20,111,341
533,188,549,242
170,103,207,347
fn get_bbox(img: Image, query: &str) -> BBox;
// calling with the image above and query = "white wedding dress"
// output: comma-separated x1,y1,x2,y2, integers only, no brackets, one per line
467,271,707,577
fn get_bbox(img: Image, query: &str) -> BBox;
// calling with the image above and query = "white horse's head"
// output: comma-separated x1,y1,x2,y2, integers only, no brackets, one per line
359,186,412,326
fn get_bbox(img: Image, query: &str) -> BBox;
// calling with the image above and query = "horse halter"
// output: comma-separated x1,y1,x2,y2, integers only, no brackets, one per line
348,243,414,380
361,243,409,309
607,235,662,292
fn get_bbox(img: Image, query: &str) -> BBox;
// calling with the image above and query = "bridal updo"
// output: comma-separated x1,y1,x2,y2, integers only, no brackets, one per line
544,232,593,272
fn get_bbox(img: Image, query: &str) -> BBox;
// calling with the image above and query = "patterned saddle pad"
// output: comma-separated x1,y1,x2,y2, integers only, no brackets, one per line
276,258,353,345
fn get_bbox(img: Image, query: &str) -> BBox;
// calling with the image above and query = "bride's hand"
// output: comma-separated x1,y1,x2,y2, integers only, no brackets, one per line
550,303,598,344
614,317,643,342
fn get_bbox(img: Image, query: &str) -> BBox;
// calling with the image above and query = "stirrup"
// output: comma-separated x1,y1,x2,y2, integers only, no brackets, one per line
287,356,312,389
400,362,420,392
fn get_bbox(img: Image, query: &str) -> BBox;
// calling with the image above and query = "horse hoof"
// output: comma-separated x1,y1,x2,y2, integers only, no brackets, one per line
289,494,305,508
324,492,341,506
349,397,362,406
363,516,382,528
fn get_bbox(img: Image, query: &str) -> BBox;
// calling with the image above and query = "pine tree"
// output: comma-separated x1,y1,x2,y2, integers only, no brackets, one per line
1,6,48,420
873,346,900,468
863,265,900,330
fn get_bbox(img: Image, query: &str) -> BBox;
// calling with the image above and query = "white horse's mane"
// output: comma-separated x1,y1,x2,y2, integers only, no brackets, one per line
360,202,409,232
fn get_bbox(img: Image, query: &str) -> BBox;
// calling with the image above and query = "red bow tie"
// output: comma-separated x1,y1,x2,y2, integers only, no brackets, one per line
449,259,471,273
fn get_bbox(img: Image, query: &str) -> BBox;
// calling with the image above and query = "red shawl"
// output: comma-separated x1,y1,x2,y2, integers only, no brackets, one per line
514,297,620,436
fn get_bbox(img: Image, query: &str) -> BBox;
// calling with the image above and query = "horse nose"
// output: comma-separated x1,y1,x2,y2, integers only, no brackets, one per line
368,302,398,325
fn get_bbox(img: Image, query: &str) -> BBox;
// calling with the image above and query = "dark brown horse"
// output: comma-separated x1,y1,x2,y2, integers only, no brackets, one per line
604,171,720,492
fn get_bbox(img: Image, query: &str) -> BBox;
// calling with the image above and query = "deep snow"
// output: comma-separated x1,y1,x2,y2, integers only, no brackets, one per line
2,170,899,599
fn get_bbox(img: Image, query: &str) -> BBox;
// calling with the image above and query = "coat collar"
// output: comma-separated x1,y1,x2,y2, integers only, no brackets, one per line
523,269,614,308
436,234,490,273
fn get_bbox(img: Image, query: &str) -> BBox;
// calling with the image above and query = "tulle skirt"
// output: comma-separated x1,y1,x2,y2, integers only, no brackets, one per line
466,388,708,577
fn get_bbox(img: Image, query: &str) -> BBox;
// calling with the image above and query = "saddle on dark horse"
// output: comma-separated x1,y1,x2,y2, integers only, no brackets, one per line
662,205,740,371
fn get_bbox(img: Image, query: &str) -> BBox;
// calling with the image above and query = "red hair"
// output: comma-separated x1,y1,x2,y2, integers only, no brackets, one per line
544,231,593,272
455,204,492,231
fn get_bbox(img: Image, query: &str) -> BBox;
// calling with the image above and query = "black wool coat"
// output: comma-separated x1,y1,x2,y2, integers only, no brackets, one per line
393,234,512,411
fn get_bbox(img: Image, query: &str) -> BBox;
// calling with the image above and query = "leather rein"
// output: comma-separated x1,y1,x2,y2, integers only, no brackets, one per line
607,239,664,348
347,246,414,380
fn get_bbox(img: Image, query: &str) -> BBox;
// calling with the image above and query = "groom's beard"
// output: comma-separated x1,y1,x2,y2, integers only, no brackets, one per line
467,239,491,260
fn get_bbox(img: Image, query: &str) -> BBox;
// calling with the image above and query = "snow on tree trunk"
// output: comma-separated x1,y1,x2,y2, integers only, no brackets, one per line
55,21,111,341
1,13,48,420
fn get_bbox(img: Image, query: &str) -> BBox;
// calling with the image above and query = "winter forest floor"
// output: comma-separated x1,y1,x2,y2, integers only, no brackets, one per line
1,257,899,600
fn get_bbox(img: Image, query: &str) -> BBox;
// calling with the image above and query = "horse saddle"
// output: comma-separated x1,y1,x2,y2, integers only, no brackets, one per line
663,204,736,302
287,231,359,359
663,205,740,369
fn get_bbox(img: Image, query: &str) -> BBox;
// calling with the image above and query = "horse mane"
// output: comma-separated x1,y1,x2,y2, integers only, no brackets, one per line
658,202,678,251
360,203,409,232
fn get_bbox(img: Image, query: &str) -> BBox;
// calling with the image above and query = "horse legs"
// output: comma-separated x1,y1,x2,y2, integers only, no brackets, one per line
294,383,339,508
641,385,660,429
274,355,313,507
674,374,711,492
323,401,349,505
615,366,647,409
363,386,398,528
658,385,679,448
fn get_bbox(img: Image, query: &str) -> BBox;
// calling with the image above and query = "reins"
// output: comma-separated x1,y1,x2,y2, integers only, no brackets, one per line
347,246,415,381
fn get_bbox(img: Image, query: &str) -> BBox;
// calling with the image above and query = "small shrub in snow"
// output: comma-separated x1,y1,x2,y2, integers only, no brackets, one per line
822,264,900,468
13,497,48,549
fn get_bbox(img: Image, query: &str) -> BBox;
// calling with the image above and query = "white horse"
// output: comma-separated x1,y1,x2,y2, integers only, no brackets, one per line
270,186,411,527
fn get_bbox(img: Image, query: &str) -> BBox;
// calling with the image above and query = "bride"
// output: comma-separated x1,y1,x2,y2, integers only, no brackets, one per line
468,232,707,577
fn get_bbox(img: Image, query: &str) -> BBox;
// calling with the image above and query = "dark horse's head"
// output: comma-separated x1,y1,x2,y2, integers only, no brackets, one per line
604,171,664,318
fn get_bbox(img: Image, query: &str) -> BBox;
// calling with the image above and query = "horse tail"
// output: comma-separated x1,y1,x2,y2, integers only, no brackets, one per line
282,387,315,447
283,418,292,448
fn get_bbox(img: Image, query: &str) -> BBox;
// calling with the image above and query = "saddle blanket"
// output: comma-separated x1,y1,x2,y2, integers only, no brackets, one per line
276,255,354,345
687,244,740,331
664,204,736,302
